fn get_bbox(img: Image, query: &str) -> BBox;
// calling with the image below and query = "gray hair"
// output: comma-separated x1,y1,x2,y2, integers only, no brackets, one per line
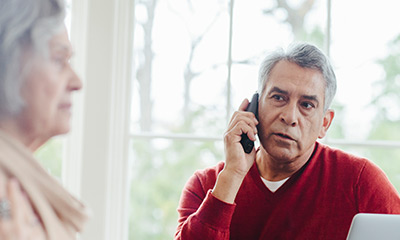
258,43,337,111
0,0,65,119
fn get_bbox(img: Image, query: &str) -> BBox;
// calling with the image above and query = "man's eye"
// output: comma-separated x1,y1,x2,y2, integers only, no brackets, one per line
272,95,284,101
302,102,315,109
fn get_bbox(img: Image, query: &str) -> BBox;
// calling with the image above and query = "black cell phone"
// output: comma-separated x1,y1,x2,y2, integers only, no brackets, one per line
240,92,259,153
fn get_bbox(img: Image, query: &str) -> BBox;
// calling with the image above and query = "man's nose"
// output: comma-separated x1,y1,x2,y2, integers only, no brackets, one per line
280,103,298,127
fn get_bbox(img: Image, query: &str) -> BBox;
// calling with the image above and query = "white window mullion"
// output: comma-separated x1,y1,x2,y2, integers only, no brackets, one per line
226,0,235,122
63,0,89,198
105,0,135,238
325,0,332,58
67,0,134,239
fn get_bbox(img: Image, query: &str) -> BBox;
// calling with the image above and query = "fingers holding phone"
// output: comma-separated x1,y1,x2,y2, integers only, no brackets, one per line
226,110,258,142
223,93,259,178
212,93,259,204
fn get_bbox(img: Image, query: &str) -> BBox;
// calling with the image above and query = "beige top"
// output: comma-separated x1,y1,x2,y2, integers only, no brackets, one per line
0,130,88,240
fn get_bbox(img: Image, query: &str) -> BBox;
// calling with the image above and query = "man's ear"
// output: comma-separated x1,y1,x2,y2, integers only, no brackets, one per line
318,109,335,139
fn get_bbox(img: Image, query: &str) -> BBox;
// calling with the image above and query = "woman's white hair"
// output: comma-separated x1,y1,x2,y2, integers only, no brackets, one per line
0,0,65,119
258,43,337,112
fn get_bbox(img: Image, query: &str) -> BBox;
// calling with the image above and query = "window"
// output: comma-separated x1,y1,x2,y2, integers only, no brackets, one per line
327,0,400,193
129,0,400,239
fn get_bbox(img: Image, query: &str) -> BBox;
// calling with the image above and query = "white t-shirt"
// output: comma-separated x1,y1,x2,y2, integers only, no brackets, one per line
261,176,289,192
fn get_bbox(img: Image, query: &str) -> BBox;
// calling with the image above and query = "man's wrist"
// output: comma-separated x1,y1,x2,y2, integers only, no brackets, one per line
211,169,246,204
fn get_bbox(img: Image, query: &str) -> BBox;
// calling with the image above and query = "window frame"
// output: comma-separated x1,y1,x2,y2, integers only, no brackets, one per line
67,0,134,239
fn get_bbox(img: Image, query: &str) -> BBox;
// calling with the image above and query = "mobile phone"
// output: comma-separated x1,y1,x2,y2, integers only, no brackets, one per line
240,92,259,153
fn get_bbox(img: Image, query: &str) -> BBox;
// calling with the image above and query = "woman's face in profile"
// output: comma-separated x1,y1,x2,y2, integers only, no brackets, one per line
18,27,82,140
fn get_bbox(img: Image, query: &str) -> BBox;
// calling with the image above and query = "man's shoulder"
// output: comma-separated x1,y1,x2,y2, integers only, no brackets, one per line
316,142,371,173
318,142,368,164
315,143,392,188
184,162,225,194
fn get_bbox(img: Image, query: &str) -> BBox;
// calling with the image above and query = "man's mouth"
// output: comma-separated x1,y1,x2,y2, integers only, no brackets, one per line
274,133,295,141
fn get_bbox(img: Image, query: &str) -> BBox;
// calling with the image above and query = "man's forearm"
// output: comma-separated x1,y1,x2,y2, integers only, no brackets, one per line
175,188,236,240
212,169,246,204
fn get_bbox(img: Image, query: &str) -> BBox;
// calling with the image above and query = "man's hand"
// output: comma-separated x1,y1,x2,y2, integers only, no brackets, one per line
224,98,258,178
212,99,258,204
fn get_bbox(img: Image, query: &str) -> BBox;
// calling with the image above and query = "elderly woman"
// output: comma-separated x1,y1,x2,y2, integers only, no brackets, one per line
0,0,88,239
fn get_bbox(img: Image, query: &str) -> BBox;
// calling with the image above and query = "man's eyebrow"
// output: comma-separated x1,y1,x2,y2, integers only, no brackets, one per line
302,95,320,106
268,87,288,95
302,95,319,102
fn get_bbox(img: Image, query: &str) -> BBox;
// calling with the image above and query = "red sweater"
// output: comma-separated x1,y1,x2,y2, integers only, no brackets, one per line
175,143,400,240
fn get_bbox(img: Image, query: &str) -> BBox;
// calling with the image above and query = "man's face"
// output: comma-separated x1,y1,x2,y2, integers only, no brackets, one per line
257,60,334,163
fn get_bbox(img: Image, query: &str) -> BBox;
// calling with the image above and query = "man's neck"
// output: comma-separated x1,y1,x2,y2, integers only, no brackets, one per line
255,144,315,181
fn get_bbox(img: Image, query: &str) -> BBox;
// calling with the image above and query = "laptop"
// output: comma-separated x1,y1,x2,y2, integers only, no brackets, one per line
346,213,400,240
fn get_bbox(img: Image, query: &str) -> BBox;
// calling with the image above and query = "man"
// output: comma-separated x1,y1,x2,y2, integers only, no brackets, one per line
174,43,400,240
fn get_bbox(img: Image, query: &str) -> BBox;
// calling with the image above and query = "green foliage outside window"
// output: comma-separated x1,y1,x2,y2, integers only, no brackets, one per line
35,138,63,179
129,138,223,239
